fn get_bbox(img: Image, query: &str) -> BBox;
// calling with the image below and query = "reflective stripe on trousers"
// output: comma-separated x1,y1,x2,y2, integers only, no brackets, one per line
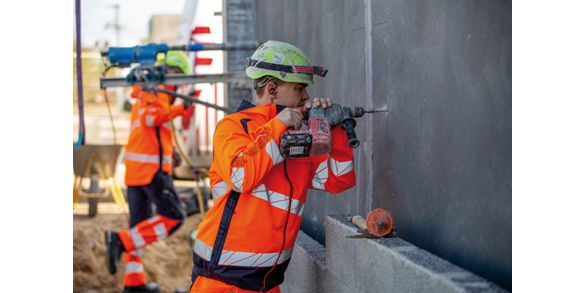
124,253,146,287
193,238,293,268
125,261,144,274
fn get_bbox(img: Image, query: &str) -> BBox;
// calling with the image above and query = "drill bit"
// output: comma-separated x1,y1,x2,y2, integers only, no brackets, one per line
363,105,388,113
363,108,388,113
349,106,388,118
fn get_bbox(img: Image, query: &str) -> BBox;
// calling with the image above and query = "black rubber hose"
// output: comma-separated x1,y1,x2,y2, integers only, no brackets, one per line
145,86,233,114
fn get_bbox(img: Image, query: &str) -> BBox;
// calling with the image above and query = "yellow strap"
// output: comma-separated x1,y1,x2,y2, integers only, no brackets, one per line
110,177,128,213
73,175,81,209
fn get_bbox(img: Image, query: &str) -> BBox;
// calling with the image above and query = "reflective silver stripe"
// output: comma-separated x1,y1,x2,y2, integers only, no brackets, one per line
128,249,143,257
265,139,284,166
312,160,328,190
124,261,144,274
146,115,155,127
212,181,230,201
251,184,304,217
329,158,353,176
146,215,161,224
125,152,172,164
193,238,212,260
154,223,167,240
138,108,146,115
194,239,293,267
231,166,244,192
131,120,140,131
129,227,145,248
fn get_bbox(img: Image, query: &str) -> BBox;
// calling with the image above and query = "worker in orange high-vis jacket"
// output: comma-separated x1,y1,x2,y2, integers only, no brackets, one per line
189,40,356,292
105,51,193,293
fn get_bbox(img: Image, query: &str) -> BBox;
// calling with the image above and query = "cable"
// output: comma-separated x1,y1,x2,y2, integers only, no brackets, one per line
161,86,208,216
262,159,293,291
150,87,232,114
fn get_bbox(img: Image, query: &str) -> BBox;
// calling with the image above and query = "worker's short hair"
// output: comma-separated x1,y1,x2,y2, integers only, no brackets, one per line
254,76,283,96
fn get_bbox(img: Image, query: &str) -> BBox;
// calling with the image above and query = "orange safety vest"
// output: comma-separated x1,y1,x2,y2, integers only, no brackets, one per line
192,100,356,291
124,86,184,186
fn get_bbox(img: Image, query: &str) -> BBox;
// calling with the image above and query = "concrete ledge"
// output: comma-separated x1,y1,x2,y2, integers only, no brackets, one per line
283,230,359,293
282,215,507,293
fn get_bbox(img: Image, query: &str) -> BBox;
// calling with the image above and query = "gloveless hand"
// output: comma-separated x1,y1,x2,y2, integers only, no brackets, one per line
277,107,304,130
305,97,333,110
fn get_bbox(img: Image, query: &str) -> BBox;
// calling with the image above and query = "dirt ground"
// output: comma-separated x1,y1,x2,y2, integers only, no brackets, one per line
73,206,202,293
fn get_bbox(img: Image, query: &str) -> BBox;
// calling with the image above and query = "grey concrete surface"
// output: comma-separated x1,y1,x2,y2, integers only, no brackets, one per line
224,0,257,110
255,0,511,289
282,216,506,293
282,232,359,293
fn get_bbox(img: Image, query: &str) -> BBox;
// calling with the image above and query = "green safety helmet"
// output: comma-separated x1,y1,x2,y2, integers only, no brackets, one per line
245,40,327,85
164,50,191,74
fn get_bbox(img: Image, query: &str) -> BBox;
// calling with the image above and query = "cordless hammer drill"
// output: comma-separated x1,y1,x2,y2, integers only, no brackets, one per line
279,104,386,158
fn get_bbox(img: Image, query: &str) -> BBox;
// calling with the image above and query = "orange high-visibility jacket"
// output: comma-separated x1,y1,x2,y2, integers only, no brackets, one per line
124,86,184,186
192,101,356,291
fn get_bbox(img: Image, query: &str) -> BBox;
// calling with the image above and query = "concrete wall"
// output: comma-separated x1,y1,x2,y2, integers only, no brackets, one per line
255,0,511,289
224,0,258,110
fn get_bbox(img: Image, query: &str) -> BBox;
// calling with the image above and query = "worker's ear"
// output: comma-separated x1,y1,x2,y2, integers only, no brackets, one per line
267,82,277,96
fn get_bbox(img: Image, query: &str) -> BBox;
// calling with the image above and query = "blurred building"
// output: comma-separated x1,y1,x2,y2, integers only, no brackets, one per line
147,14,182,45
73,46,104,104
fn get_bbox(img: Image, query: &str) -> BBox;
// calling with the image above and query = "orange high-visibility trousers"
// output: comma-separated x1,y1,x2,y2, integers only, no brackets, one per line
190,276,281,293
123,251,146,287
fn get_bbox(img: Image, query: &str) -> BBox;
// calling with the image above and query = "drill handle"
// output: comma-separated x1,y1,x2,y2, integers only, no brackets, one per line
341,118,359,148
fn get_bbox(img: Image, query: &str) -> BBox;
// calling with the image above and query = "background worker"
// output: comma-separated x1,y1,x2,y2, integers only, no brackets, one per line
105,51,193,293
189,40,357,292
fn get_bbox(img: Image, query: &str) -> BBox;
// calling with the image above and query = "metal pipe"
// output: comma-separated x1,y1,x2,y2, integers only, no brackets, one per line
100,72,249,88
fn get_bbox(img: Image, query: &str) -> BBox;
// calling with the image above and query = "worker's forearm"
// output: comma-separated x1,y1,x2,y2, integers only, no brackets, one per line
169,104,184,119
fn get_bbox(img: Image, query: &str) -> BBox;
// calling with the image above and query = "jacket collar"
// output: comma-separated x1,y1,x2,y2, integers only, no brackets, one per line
237,99,256,112
237,99,287,114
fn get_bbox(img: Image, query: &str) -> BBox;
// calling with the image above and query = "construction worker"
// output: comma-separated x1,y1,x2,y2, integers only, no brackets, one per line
105,51,193,293
189,40,356,292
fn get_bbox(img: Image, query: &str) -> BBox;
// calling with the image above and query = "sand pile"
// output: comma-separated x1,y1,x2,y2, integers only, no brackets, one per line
73,212,202,293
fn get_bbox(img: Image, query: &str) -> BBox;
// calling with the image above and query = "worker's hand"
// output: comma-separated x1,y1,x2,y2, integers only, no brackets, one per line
277,107,304,130
305,97,333,110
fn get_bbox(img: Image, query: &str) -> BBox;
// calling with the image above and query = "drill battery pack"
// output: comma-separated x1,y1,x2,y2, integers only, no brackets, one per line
280,131,312,158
